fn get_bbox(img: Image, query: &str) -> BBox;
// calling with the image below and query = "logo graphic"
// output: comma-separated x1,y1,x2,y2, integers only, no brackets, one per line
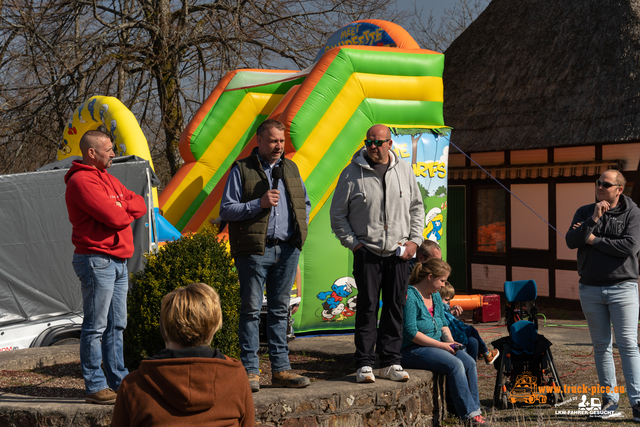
555,392,623,417
577,395,601,412
508,373,548,404
555,396,576,407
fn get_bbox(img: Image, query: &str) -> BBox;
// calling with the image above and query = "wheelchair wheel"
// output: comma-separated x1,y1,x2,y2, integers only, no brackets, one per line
501,394,509,409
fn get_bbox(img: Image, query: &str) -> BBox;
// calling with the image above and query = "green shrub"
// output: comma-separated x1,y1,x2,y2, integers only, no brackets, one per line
124,227,240,370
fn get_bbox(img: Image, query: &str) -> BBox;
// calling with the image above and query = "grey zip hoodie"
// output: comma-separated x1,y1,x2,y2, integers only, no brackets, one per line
565,194,640,286
330,148,424,256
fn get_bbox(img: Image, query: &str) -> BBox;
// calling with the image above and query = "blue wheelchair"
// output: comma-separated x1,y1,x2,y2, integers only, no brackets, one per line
492,280,565,408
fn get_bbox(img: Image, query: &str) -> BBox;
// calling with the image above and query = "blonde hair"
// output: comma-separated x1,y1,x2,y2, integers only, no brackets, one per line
438,281,456,300
409,258,451,286
160,282,223,348
602,169,626,187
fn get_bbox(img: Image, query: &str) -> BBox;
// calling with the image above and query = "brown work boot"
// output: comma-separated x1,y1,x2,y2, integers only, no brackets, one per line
248,373,260,393
271,370,311,388
86,388,117,405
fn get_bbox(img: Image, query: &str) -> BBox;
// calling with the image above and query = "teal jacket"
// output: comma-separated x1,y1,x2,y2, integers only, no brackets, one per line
402,286,448,348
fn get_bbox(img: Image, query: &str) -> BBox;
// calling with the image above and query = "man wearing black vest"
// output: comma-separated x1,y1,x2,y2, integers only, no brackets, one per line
220,119,311,393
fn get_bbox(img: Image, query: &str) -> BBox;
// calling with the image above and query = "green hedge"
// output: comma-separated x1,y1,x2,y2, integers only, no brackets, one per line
124,227,240,370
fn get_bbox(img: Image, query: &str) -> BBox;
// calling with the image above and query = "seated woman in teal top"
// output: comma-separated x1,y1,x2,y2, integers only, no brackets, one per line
401,259,485,425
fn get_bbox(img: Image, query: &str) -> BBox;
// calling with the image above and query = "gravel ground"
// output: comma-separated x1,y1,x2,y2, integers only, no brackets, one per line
0,362,85,398
0,353,356,398
443,322,639,426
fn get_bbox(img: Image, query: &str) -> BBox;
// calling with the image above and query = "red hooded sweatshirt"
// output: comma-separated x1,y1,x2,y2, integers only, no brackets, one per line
65,160,147,259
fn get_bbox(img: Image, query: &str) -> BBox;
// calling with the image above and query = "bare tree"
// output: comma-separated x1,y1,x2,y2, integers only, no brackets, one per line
0,0,119,174
0,0,405,180
412,0,489,53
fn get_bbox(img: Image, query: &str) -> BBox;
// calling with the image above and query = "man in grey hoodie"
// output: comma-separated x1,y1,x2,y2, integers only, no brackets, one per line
566,169,640,421
330,124,424,383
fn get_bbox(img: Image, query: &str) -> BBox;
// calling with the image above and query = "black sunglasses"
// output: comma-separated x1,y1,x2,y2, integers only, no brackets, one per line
596,179,620,189
364,139,390,147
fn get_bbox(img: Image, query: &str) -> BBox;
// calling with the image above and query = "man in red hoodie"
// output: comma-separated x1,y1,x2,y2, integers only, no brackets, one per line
65,130,146,404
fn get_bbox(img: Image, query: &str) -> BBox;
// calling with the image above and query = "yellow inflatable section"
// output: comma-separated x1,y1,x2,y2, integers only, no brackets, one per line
59,95,158,202
59,95,154,167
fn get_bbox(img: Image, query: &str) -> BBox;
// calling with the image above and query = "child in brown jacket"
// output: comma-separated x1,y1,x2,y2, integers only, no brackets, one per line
112,283,254,427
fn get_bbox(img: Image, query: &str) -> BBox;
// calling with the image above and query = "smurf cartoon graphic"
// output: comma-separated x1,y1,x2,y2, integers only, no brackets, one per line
99,104,109,123
317,277,357,322
58,138,71,155
67,119,77,135
77,101,87,123
424,207,444,242
110,119,118,143
87,98,98,122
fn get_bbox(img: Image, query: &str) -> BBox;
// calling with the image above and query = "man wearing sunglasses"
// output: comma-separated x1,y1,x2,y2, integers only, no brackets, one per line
566,169,640,421
330,124,424,384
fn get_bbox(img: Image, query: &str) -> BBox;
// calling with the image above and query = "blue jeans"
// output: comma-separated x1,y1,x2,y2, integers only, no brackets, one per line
234,242,299,374
579,282,640,406
466,337,479,362
466,325,488,356
401,344,481,419
72,253,129,395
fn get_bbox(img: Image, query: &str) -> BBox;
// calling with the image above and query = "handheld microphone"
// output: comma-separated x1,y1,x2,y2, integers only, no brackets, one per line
272,166,283,190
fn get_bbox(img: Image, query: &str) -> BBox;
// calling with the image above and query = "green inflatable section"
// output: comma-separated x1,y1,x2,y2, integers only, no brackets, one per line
289,48,444,145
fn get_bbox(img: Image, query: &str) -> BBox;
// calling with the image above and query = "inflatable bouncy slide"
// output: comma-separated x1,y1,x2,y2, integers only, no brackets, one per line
60,20,453,333
160,20,452,333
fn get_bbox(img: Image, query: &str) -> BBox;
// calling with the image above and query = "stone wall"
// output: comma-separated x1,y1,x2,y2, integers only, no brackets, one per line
253,370,444,427
0,356,443,427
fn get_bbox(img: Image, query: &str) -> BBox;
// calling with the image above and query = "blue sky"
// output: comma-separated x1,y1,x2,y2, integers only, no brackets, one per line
394,0,451,19
277,1,457,68
391,0,458,47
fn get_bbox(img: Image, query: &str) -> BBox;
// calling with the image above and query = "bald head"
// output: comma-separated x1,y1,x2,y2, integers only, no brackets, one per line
79,130,109,155
368,124,391,139
79,130,114,170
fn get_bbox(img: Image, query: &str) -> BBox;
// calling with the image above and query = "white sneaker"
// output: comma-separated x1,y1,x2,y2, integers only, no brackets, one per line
356,366,375,383
377,364,410,382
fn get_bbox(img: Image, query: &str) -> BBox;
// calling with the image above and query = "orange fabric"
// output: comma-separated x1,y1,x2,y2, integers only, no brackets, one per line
158,161,198,210
351,19,421,49
112,356,254,427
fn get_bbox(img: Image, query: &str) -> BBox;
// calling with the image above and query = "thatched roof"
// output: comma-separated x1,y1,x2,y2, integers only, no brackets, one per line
444,0,640,153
